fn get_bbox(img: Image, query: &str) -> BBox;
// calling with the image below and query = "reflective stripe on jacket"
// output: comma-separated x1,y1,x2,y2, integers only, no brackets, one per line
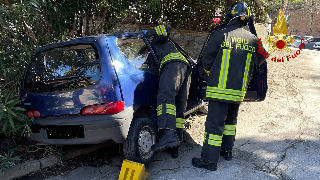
201,19,265,103
150,36,190,73
159,52,189,71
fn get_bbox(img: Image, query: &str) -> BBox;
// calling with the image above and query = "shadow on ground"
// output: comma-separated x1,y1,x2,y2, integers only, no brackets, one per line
14,125,320,180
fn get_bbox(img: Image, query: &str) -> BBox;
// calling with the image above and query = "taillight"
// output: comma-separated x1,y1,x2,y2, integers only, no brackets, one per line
81,101,124,115
26,110,42,118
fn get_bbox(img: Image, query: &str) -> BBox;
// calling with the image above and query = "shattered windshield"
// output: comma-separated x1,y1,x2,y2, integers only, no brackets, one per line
24,44,101,93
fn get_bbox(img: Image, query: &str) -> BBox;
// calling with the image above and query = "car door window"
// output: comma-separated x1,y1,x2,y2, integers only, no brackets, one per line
116,37,156,69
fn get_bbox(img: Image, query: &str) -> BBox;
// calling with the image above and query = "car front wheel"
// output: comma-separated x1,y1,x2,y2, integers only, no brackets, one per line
123,118,157,166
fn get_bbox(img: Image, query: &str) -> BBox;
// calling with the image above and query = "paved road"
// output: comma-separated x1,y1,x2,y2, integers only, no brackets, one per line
21,49,320,180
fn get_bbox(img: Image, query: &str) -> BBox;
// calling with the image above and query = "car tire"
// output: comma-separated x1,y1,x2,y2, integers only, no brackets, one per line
123,118,157,166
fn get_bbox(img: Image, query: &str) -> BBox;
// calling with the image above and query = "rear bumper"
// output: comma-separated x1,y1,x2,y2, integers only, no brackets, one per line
29,107,133,145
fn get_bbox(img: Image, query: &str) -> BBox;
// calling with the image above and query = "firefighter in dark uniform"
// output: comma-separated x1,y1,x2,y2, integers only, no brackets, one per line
147,25,191,158
192,2,266,171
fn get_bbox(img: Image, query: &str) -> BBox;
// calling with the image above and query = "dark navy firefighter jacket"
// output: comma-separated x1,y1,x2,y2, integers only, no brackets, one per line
201,19,266,104
148,25,190,73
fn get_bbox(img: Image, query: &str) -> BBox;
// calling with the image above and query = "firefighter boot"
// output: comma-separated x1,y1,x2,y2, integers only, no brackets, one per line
220,150,233,161
176,128,184,142
170,147,179,159
192,158,217,171
170,128,183,158
152,129,180,151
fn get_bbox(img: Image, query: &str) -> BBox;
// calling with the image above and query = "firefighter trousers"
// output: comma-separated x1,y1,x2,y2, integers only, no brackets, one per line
156,62,191,137
201,100,240,163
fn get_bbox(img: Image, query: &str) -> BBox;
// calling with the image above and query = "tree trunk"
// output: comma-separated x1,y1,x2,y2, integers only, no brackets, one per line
70,10,78,38
100,7,108,34
254,0,271,22
308,10,317,35
85,9,90,36
78,11,84,37
308,15,313,35
24,21,37,46
307,0,319,35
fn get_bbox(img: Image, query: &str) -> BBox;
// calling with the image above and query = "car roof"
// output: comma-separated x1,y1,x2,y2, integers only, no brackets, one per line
34,32,144,54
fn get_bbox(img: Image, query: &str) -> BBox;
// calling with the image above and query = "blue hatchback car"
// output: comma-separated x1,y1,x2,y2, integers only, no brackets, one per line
20,32,267,165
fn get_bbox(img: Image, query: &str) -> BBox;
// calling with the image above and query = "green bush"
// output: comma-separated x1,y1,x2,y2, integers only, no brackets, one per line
0,148,21,172
0,91,30,137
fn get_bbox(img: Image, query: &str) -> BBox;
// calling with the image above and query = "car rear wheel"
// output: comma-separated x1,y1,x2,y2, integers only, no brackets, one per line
123,118,157,166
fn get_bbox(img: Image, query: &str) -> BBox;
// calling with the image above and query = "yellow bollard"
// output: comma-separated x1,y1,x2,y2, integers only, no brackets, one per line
118,159,150,180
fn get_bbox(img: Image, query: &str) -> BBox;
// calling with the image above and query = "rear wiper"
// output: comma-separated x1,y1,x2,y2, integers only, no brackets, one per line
49,75,92,87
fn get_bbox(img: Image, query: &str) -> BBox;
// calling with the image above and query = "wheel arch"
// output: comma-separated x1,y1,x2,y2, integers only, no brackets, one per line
133,105,157,126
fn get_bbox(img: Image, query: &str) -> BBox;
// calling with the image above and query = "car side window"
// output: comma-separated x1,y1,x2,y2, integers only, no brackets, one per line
116,37,154,69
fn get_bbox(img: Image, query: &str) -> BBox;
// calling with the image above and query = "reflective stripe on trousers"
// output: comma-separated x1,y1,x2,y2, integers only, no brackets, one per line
176,118,185,129
157,104,163,116
223,125,236,135
203,125,236,146
203,132,223,147
157,103,176,116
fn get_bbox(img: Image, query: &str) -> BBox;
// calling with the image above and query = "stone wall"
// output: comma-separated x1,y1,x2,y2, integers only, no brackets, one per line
171,33,207,60
114,24,208,60
118,23,268,60
170,23,268,60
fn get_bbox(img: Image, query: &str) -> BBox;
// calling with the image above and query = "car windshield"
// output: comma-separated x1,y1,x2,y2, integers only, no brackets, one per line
24,44,101,93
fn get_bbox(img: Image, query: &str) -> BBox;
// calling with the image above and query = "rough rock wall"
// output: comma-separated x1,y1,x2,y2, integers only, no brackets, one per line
170,23,268,60
171,33,207,60
118,23,268,60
